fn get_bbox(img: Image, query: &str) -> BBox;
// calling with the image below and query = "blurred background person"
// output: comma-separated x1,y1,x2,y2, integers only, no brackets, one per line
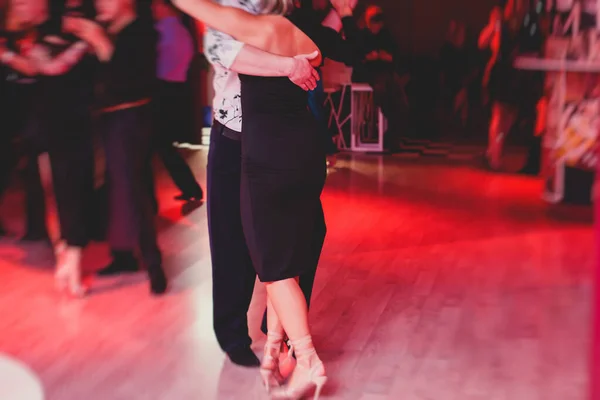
479,0,524,170
67,0,168,295
151,0,204,204
297,0,360,166
440,20,469,132
353,4,405,151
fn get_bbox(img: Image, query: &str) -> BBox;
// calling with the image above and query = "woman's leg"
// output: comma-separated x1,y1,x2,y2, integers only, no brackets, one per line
487,102,517,170
265,279,310,345
261,296,287,390
265,278,327,398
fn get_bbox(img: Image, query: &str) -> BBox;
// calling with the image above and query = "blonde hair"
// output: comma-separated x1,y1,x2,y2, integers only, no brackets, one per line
260,0,294,15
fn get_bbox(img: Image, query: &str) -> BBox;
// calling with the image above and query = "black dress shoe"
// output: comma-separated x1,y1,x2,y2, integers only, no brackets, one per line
148,266,168,295
174,190,204,202
97,251,139,276
518,165,540,176
227,347,261,367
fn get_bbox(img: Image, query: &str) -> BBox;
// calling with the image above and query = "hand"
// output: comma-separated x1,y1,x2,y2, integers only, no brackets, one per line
365,50,379,61
63,17,104,42
0,41,13,63
288,51,320,91
379,50,393,62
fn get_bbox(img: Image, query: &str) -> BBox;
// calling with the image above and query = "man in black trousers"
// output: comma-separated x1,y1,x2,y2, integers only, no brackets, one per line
203,0,321,366
67,0,167,294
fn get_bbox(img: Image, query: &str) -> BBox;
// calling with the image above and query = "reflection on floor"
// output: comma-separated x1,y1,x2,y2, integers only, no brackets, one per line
0,152,592,400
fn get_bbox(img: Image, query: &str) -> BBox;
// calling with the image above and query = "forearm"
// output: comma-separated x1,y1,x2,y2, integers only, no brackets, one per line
0,52,37,76
88,36,113,62
478,25,494,49
323,7,354,32
322,9,342,32
35,42,89,75
230,45,294,77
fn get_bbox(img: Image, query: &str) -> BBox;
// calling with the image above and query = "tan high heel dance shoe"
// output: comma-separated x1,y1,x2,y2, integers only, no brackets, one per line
54,245,90,297
269,336,327,400
260,332,294,392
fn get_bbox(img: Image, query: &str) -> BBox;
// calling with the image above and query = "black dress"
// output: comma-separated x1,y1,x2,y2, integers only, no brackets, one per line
239,12,347,282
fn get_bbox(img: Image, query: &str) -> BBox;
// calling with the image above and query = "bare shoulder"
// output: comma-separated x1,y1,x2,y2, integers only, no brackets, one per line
260,14,321,62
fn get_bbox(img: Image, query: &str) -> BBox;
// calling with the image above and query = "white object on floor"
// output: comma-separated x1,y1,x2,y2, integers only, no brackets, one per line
0,355,44,400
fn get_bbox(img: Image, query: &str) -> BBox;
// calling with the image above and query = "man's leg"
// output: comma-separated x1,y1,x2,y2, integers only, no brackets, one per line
207,122,259,366
155,82,203,200
134,107,167,294
100,108,166,294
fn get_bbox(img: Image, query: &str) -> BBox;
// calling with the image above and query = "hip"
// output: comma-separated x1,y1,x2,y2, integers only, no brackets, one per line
242,117,324,163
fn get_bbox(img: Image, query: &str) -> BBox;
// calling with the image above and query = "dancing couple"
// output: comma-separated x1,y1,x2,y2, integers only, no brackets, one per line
175,0,357,398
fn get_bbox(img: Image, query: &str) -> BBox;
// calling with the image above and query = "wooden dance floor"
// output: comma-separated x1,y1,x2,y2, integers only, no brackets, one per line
0,152,593,400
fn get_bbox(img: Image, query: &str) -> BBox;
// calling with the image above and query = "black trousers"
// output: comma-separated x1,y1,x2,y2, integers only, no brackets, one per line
47,114,95,247
153,80,202,197
99,105,162,271
0,132,16,201
208,121,324,352
21,153,48,237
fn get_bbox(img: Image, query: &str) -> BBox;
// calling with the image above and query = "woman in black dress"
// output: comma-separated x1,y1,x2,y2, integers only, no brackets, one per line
174,0,356,397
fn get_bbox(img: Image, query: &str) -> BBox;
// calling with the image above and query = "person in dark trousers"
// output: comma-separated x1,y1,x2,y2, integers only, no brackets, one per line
201,0,359,368
202,0,324,367
151,0,203,202
66,0,167,295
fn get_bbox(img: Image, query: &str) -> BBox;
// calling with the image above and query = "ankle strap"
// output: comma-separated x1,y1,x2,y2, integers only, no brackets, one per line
265,331,284,350
267,331,284,341
289,335,316,359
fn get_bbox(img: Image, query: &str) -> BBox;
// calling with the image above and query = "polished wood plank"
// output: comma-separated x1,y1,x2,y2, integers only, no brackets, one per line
0,151,593,399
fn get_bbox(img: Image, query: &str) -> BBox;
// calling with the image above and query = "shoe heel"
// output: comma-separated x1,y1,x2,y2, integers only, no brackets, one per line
55,271,68,293
259,368,273,392
313,376,327,400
